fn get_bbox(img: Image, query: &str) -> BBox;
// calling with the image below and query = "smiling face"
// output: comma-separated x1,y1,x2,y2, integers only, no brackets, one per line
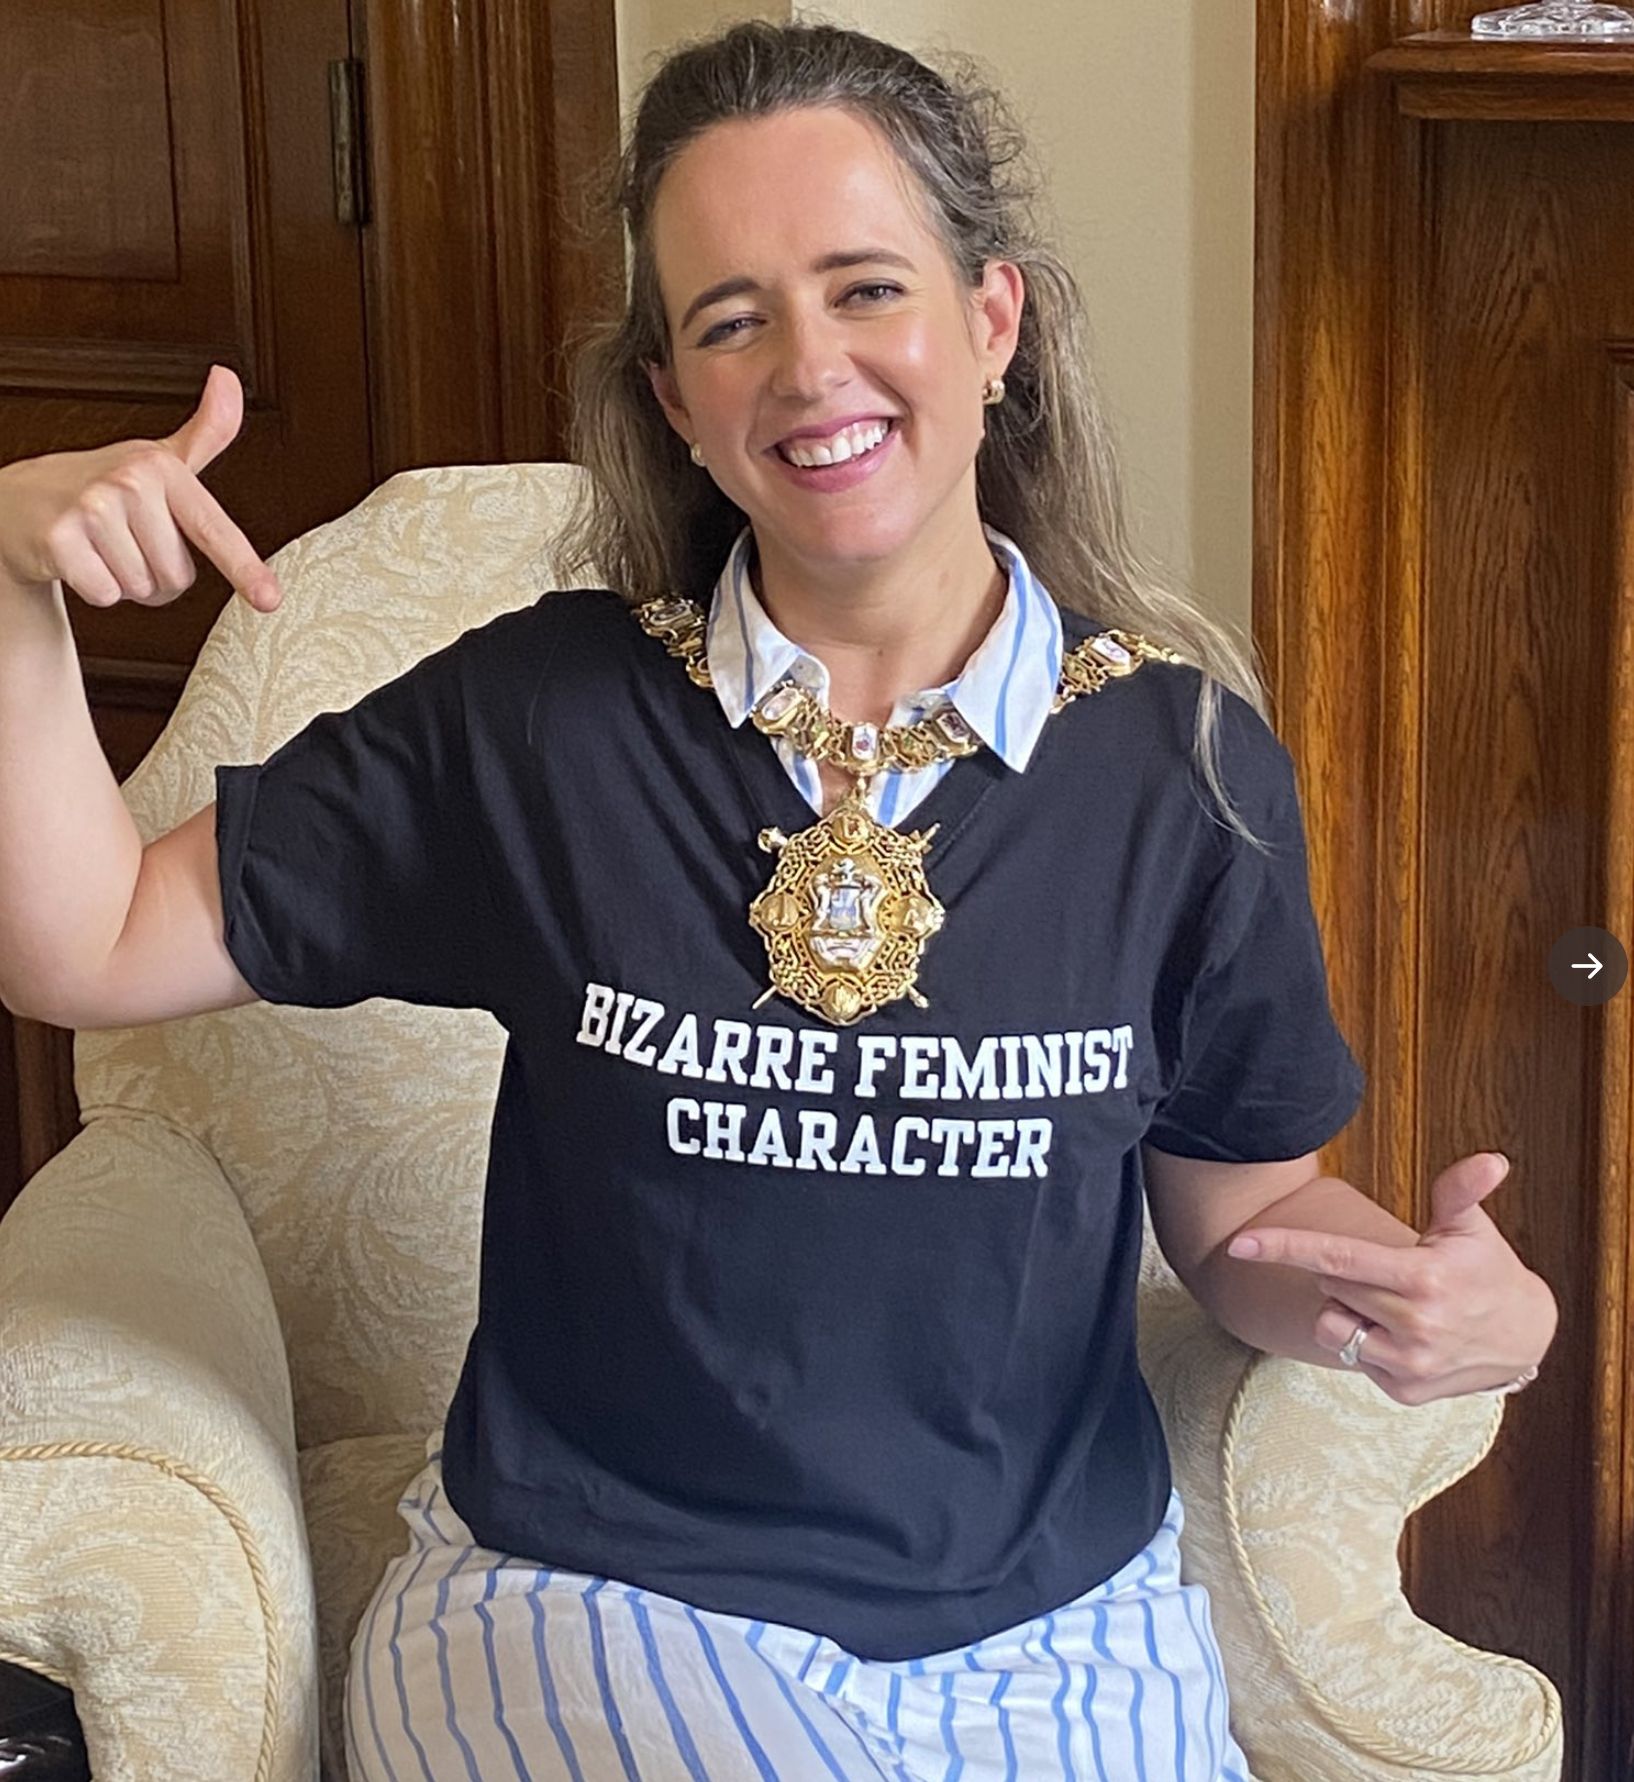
644,105,1023,591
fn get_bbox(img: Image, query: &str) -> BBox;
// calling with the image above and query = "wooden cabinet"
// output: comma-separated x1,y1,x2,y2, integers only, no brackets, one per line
1258,10,1634,1780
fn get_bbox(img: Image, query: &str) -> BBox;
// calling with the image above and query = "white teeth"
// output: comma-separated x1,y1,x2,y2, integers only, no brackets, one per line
780,419,891,468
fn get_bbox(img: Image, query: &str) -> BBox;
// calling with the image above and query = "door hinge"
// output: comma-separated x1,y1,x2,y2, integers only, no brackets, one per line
329,58,370,227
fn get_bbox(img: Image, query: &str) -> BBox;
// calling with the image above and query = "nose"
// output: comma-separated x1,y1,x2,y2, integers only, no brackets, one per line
766,302,853,405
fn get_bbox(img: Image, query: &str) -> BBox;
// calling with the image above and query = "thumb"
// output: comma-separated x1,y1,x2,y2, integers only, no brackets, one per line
1426,1151,1510,1236
162,363,244,476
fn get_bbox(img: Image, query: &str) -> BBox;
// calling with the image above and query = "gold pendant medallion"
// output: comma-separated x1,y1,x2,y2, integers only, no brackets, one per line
749,775,944,1026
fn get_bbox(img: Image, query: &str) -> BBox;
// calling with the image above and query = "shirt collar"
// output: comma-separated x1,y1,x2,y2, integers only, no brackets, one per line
703,523,1064,773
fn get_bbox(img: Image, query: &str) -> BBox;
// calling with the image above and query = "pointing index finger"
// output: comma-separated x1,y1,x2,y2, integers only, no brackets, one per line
157,451,282,607
1227,1227,1422,1291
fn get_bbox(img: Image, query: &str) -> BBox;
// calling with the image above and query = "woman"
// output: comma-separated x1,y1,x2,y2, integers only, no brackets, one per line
310,19,1551,1782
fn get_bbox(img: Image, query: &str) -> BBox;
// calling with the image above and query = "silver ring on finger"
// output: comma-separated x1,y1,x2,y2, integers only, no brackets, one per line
1338,1320,1371,1368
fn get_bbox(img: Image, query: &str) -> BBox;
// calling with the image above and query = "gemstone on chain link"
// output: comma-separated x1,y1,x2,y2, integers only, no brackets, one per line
757,682,801,725
1090,634,1132,667
932,708,973,748
849,722,880,763
642,597,694,629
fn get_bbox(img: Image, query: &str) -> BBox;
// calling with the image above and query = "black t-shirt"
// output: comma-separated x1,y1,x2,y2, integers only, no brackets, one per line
215,587,1364,1659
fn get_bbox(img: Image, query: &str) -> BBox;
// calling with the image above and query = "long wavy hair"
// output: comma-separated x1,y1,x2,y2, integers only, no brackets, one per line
551,17,1272,849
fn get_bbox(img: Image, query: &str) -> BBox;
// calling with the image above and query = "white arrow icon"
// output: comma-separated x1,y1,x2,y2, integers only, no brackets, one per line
1573,954,1603,979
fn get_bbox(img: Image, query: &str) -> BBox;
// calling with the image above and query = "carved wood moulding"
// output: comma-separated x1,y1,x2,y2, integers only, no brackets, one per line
1369,29,1634,119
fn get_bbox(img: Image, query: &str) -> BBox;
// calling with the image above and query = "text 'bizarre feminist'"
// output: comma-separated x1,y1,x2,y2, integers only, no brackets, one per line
574,981,1136,1180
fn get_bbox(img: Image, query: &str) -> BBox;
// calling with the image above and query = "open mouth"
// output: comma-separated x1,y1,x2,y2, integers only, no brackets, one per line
771,418,900,486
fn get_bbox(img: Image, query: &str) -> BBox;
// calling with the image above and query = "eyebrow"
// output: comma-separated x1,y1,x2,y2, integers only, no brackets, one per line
678,249,917,335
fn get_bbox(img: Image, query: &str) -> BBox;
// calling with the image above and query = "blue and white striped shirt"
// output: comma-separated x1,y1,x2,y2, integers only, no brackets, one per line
704,522,1065,826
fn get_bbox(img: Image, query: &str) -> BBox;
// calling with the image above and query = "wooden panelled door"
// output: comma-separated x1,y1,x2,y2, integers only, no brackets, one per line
1258,5,1634,1780
0,0,621,1204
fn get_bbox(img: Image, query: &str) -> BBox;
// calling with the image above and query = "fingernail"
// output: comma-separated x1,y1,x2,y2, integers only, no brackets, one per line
1228,1236,1261,1259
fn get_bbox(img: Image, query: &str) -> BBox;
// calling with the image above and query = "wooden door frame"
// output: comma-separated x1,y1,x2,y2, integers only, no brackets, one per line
350,0,623,474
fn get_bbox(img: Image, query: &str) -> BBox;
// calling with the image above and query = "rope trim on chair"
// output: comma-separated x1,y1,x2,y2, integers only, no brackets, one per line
0,1441,282,1782
0,1649,72,1689
1216,1350,1562,1772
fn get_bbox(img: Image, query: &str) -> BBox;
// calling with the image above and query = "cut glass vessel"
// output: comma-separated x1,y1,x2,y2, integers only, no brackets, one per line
1472,2,1634,35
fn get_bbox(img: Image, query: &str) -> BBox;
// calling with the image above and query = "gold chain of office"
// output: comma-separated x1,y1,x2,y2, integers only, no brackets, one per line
632,594,1185,774
631,592,1186,1025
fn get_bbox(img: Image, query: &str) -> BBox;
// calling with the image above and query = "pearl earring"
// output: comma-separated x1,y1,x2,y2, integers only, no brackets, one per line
689,441,706,466
981,376,1006,406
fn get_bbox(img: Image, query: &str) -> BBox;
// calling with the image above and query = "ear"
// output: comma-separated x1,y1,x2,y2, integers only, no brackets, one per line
969,259,1025,384
643,357,694,445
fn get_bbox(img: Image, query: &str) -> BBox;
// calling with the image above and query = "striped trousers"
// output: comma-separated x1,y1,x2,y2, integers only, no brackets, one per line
345,1436,1261,1781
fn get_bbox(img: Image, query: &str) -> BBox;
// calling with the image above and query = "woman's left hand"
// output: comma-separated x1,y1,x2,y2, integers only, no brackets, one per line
1226,1152,1558,1404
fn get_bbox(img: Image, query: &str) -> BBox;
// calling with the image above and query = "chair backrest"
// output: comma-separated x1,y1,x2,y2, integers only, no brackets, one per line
72,463,595,1451
71,459,1186,1454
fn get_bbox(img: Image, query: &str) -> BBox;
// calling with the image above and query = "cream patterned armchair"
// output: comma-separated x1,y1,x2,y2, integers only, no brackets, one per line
0,463,1563,1782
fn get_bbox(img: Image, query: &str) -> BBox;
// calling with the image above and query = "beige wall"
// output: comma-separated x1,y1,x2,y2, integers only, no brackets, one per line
613,1,1254,642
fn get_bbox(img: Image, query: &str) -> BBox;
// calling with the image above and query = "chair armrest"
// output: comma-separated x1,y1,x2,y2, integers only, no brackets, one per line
1139,1275,1563,1782
0,1117,319,1782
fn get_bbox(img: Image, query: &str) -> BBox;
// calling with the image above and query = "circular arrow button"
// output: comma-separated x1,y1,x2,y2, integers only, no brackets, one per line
1548,926,1628,1006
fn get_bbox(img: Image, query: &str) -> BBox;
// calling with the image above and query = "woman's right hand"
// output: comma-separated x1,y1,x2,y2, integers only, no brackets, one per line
0,363,284,611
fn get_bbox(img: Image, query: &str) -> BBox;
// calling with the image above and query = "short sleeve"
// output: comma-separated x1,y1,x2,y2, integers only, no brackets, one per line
1143,697,1365,1163
214,626,504,1014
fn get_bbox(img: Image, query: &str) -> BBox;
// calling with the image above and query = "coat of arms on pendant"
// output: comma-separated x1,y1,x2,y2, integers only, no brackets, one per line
748,785,946,1026
810,856,885,970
